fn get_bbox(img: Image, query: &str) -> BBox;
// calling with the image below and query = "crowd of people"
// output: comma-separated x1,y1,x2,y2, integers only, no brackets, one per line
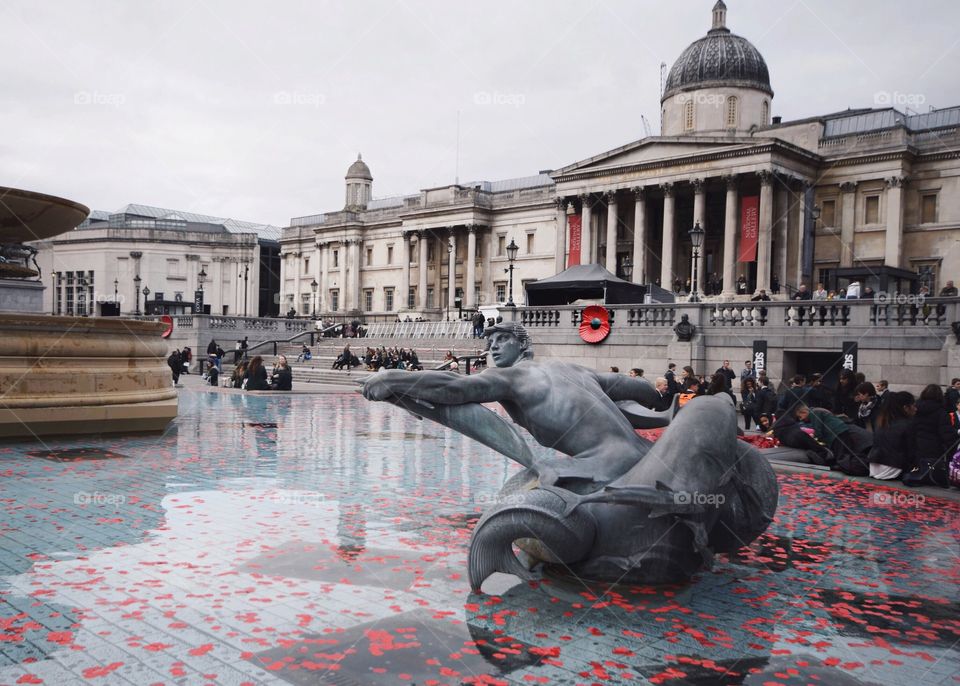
647,359,960,489
227,355,292,391
362,346,423,372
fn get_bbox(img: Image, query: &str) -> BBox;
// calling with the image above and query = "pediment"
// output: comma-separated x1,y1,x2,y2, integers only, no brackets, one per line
555,136,762,176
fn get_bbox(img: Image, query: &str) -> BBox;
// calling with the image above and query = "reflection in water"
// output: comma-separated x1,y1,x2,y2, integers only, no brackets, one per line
0,390,956,685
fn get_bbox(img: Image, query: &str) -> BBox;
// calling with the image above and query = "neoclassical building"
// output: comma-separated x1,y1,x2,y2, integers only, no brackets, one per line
281,1,960,317
33,204,281,318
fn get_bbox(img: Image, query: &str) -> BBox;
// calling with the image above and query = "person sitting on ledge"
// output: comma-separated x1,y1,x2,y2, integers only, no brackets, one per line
792,284,812,300
270,355,292,391
244,355,269,391
940,280,958,297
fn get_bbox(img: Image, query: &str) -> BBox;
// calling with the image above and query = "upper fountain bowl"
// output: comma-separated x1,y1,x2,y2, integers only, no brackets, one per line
0,186,89,243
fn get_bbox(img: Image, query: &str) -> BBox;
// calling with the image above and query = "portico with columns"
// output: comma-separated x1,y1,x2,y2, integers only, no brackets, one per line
280,3,960,314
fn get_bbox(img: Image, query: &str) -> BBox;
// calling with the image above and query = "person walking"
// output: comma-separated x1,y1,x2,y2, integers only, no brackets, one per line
167,348,182,387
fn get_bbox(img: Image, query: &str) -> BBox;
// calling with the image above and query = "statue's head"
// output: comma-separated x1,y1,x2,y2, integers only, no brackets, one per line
482,322,534,367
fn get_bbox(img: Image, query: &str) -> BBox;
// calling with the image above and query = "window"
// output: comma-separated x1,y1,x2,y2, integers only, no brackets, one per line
301,293,311,315
408,287,416,308
330,290,339,312
820,199,836,228
303,257,310,274
387,245,394,264
761,100,769,124
427,287,435,308
363,289,373,312
726,96,738,127
366,248,373,266
333,250,339,268
497,235,506,256
526,232,535,254
166,258,180,276
496,283,506,303
865,195,880,224
428,243,435,263
385,288,394,312
921,193,938,224
684,101,694,131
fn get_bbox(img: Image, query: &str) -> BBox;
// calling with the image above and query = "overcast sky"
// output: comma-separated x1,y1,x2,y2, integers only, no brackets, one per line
2,0,958,228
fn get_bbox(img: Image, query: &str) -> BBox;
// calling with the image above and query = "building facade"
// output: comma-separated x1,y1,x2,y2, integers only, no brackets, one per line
33,204,281,318
283,1,959,318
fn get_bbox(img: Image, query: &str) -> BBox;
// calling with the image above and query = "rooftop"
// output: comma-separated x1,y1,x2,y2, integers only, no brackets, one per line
79,202,282,241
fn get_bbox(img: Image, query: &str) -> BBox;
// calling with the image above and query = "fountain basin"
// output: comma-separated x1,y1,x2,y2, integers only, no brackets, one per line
0,314,177,439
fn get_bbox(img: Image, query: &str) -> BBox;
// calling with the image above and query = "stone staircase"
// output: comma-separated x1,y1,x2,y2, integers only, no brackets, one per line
221,337,491,387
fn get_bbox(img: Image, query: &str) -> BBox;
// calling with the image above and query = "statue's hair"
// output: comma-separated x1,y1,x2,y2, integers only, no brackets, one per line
482,322,534,359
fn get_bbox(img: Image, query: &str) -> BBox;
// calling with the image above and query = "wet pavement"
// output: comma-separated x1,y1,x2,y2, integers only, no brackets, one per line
0,388,958,685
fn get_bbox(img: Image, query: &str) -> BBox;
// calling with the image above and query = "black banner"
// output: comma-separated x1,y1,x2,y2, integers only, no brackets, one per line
752,340,768,377
841,341,858,372
194,290,204,314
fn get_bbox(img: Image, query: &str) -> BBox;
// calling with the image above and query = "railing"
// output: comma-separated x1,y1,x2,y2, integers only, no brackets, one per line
514,298,959,331
362,320,473,339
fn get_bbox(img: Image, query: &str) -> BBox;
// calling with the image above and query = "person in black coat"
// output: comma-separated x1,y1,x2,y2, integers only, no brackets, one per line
904,385,958,487
853,382,880,432
740,377,759,430
806,373,833,410
244,355,269,391
776,375,810,417
270,355,293,391
868,391,916,480
833,370,859,419
714,360,736,391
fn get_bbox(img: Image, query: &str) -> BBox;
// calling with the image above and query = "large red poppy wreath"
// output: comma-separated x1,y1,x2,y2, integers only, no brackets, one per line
579,305,610,343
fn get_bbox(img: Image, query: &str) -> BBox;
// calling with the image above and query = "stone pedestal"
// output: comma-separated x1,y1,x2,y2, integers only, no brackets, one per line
0,279,44,313
0,315,178,439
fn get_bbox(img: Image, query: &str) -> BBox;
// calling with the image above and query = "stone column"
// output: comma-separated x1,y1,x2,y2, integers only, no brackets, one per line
554,198,567,272
418,231,428,310
722,175,738,296
756,171,774,292
580,194,593,265
631,186,646,284
776,183,790,290
319,242,329,313
795,179,817,290
839,181,857,268
447,229,457,312
399,232,411,311
349,240,360,311
434,233,443,306
604,190,618,273
278,252,287,311
660,183,675,288
884,176,906,268
692,178,706,293
339,240,347,311
465,225,477,308
481,228,493,304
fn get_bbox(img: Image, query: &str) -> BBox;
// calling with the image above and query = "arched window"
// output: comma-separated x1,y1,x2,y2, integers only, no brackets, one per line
684,101,694,131
726,96,738,127
761,100,769,125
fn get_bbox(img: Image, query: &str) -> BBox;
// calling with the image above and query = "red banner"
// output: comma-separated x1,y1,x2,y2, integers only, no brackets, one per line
567,214,582,267
738,195,759,263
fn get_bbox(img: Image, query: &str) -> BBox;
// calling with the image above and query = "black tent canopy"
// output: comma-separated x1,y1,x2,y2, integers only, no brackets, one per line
524,264,653,305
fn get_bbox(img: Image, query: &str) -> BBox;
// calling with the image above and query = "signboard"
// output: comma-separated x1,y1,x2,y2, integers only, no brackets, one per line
841,341,858,372
752,340,767,376
567,214,582,267
194,289,204,314
738,195,760,262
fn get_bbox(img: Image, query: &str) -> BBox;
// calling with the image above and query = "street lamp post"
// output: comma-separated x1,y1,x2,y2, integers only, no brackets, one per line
505,238,519,307
198,267,207,291
621,256,633,282
78,277,87,316
688,221,705,303
134,274,141,315
310,278,318,319
142,286,150,315
113,278,119,315
239,262,250,317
